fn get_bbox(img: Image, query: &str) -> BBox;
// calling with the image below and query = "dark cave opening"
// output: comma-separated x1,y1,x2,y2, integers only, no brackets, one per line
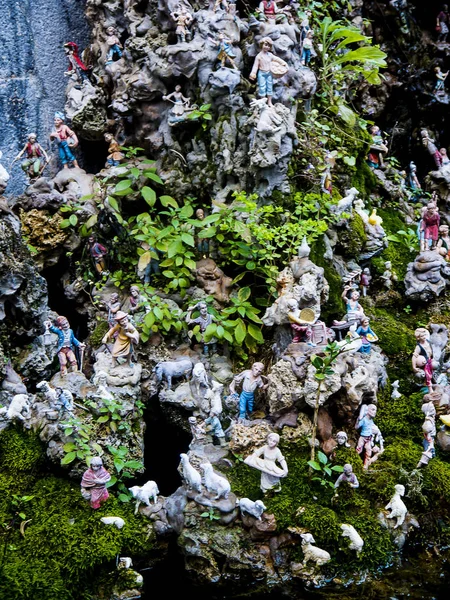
141,398,191,496
41,257,89,342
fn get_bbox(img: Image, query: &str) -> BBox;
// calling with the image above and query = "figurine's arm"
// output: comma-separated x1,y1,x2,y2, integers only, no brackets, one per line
272,54,288,68
278,454,288,476
14,144,28,161
38,144,50,162
185,306,196,324
229,371,245,394
249,54,260,80
341,286,351,300
102,325,118,343
412,346,421,372
66,127,79,148
163,91,176,102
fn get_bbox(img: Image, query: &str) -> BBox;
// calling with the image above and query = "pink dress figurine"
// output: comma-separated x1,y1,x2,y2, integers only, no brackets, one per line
412,328,434,391
81,457,111,509
420,203,440,251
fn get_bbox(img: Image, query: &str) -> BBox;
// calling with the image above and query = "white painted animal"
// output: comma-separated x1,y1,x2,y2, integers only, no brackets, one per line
330,187,359,218
238,498,266,520
200,463,231,500
385,484,408,529
300,533,331,567
179,453,202,493
36,380,57,403
192,363,210,391
209,380,223,415
128,480,160,515
100,516,125,529
340,524,364,555
391,380,402,400
0,394,32,422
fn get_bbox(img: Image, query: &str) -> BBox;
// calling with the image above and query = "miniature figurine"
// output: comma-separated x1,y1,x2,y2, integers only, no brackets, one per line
335,431,351,448
141,242,160,284
229,362,267,420
104,133,124,167
185,301,216,355
437,4,450,43
244,432,288,493
105,25,123,64
249,37,288,107
420,202,440,252
421,129,443,169
162,85,194,125
80,457,111,509
417,401,436,468
356,317,378,354
170,4,193,44
106,292,122,328
92,371,114,400
355,404,380,469
122,285,150,324
204,410,226,447
360,268,371,297
366,125,388,169
434,66,449,94
300,533,331,567
385,484,408,528
194,208,210,257
87,235,108,276
256,0,290,24
391,380,402,399
213,0,229,12
286,300,315,345
45,316,85,376
101,311,140,369
301,30,314,66
64,42,90,83
300,9,312,42
49,112,79,169
188,416,207,446
341,286,365,323
406,161,421,201
437,224,450,260
55,387,75,416
212,32,238,70
380,260,397,290
13,133,49,181
334,463,359,489
412,327,434,391
441,147,450,165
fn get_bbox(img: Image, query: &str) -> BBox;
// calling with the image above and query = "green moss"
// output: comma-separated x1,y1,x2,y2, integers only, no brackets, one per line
89,320,110,348
335,212,367,258
0,429,157,600
365,307,414,356
310,237,344,319
0,428,45,471
351,160,377,196
377,392,423,441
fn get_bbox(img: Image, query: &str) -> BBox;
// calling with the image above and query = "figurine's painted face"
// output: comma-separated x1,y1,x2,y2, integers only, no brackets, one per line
29,135,37,142
252,363,264,377
91,458,103,471
111,293,119,302
343,464,353,475
106,27,115,35
262,41,271,51
267,433,278,448
175,85,181,92
385,262,391,269
351,291,360,300
130,287,139,297
54,117,63,128
199,303,208,316
88,236,95,244
118,316,129,326
336,432,347,445
367,405,377,418
361,318,369,327
196,209,205,220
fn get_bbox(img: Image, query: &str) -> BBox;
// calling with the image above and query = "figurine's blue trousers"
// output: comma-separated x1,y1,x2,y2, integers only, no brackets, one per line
58,141,76,165
239,390,255,419
257,70,273,97
302,48,311,65
106,44,123,64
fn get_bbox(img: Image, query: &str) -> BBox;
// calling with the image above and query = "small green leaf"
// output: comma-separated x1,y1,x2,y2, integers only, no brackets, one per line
142,186,156,206
69,214,78,226
61,452,77,465
307,460,321,471
114,179,132,193
59,219,71,229
146,172,163,185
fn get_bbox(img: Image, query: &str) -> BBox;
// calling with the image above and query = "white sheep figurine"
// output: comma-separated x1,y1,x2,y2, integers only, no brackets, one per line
179,453,202,493
329,187,359,219
0,394,32,422
300,533,331,567
36,380,58,404
340,524,364,556
385,484,408,529
128,480,160,515
200,463,231,500
238,498,266,520
100,516,125,529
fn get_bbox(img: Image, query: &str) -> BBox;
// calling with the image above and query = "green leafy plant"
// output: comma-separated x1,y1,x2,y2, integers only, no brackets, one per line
310,342,347,462
187,103,213,129
106,445,144,503
307,451,344,488
200,507,221,521
387,228,419,253
9,495,34,522
61,417,97,465
141,294,184,342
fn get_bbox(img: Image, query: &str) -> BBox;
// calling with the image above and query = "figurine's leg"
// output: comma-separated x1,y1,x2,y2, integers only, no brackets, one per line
58,351,68,376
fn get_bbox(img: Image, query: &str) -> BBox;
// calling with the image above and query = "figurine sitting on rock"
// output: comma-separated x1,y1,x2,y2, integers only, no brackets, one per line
412,327,434,391
102,311,139,370
286,300,315,346
334,463,359,490
80,457,111,509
